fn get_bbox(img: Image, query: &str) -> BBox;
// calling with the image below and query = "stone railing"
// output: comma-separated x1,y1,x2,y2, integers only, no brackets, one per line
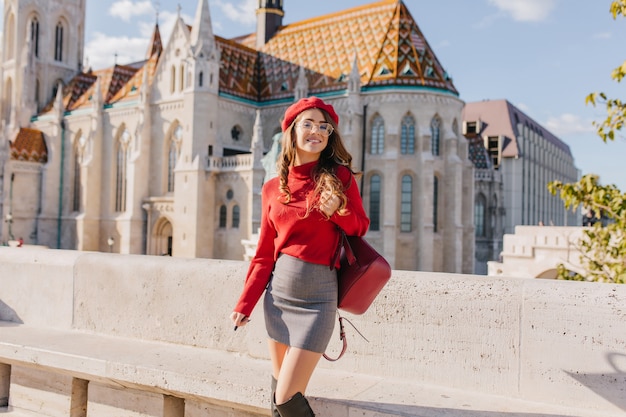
0,247,624,417
206,154,253,172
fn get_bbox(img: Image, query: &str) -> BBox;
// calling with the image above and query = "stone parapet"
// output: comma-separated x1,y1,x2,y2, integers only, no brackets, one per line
0,247,624,416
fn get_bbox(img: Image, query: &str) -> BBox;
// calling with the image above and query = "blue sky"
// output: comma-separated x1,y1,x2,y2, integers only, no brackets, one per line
9,0,626,191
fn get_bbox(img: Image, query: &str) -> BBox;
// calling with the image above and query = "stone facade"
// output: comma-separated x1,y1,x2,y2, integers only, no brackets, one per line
0,0,474,273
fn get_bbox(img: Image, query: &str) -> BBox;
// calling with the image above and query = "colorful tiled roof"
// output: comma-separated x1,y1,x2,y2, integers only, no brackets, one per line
10,128,48,163
230,0,457,99
466,136,492,169
39,1,456,111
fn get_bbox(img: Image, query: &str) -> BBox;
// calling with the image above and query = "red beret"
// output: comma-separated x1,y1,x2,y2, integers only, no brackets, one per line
281,96,339,132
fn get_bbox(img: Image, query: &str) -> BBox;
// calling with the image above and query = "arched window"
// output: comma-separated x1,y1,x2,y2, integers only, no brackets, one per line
167,140,177,192
72,146,81,212
199,71,204,87
433,176,439,232
115,132,130,212
400,175,412,232
400,115,415,155
31,17,40,58
431,116,441,156
54,22,64,61
475,194,486,237
232,205,240,228
219,205,227,228
370,115,384,155
369,174,381,231
170,65,176,93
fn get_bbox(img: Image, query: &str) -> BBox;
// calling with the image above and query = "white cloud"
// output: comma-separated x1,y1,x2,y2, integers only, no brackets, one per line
109,0,155,22
487,0,557,22
215,0,257,26
85,32,149,70
544,113,595,137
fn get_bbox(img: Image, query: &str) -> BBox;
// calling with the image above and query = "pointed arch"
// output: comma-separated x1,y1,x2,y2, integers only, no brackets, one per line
166,122,183,193
401,114,415,155
232,205,240,228
30,15,40,58
431,115,442,156
54,19,67,62
370,114,385,155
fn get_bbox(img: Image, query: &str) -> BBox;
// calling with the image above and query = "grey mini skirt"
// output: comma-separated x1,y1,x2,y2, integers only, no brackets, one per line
263,253,338,353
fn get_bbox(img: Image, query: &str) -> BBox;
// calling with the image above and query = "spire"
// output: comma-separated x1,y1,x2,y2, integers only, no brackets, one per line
348,53,361,93
190,0,214,48
146,23,162,59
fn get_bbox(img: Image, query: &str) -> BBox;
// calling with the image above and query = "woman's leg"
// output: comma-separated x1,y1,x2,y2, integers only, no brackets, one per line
268,339,288,417
274,346,322,404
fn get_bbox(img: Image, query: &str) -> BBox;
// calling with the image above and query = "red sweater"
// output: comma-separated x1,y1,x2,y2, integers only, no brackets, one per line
233,161,370,317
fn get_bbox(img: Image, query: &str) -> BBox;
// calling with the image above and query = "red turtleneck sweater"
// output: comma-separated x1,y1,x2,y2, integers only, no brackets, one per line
233,161,370,317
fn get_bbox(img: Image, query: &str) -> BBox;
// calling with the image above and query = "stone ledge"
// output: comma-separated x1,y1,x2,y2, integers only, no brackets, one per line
0,322,619,417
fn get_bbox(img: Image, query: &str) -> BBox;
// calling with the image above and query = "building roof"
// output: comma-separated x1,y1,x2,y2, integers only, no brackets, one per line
462,99,572,158
10,128,48,163
44,0,456,112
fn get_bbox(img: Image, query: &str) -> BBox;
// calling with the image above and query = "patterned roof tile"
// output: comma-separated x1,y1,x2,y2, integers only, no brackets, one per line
10,128,48,163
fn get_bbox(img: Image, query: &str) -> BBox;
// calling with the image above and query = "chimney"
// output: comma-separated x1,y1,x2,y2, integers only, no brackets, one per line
256,0,284,49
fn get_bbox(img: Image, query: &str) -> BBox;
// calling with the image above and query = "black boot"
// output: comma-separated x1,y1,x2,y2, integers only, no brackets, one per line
271,376,280,417
275,392,315,417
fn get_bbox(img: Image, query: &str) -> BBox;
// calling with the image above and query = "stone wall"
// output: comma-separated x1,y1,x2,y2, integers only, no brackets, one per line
0,247,625,416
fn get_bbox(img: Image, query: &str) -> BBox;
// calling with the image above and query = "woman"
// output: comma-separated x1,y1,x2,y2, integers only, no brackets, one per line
230,96,369,417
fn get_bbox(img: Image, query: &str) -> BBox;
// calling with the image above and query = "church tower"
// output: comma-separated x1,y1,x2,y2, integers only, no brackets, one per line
0,0,86,132
256,0,284,48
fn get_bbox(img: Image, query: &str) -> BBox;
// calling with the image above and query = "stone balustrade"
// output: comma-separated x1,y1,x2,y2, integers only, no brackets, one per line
0,247,624,417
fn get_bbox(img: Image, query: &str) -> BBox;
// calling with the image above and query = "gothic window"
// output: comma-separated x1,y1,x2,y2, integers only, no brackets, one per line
167,140,177,192
72,146,81,212
475,194,486,237
219,205,227,228
54,22,64,61
431,116,441,156
115,132,130,212
433,176,439,233
371,115,384,155
401,115,415,155
31,17,40,58
400,175,412,232
232,205,240,228
168,125,182,192
369,174,381,231
199,71,204,87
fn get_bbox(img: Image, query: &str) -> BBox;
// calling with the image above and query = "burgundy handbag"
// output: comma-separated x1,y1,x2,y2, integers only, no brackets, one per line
335,231,391,314
324,230,391,361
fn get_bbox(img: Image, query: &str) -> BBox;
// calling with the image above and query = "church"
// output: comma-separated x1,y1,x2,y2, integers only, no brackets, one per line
0,0,479,273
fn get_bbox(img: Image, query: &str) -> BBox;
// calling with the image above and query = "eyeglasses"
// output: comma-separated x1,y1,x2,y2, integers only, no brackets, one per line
295,120,334,136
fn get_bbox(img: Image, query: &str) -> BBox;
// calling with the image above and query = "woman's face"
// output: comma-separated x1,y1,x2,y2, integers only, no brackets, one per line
292,108,331,165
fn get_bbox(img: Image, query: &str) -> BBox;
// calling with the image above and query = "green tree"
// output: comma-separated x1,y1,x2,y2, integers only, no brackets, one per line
548,0,626,284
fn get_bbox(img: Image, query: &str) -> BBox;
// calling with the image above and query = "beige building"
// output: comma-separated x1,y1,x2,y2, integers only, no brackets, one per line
0,0,474,273
463,100,580,274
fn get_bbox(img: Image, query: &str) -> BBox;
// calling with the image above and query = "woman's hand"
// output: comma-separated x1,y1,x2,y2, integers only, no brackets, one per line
230,311,250,329
319,190,341,217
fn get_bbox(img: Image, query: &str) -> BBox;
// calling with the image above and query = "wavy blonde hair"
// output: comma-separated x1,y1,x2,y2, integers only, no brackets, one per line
276,107,358,218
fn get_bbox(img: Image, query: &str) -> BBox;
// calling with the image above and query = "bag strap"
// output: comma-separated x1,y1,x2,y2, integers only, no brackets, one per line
330,228,356,270
322,315,370,361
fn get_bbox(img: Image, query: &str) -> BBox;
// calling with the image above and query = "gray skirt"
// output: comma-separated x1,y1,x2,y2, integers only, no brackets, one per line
263,254,338,353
